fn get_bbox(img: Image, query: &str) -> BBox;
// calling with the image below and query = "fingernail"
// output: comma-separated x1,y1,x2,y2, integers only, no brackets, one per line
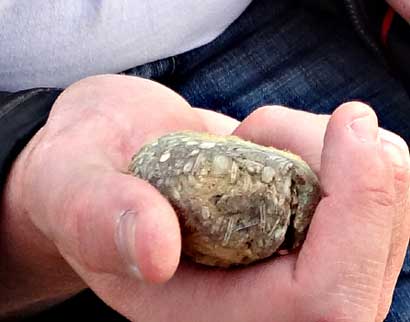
380,130,410,168
116,210,143,280
347,113,378,142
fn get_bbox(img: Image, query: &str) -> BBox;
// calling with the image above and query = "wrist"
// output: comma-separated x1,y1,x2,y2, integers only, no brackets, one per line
0,142,86,318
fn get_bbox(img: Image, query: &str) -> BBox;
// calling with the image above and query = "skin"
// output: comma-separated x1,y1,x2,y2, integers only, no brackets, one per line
0,74,409,322
386,0,410,22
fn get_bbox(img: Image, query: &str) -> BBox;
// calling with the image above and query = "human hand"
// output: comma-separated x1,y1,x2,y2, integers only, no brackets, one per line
2,76,409,322
66,102,407,322
232,103,410,322
385,0,410,22
0,74,239,317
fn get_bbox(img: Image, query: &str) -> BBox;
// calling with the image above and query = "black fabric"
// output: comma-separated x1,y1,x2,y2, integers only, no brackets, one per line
388,15,410,95
0,88,62,195
22,290,127,322
0,89,124,321
357,0,410,97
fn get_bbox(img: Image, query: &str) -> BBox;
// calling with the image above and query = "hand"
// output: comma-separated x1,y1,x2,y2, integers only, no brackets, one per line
0,74,239,317
2,73,409,322
232,104,410,322
385,0,410,21
68,102,406,322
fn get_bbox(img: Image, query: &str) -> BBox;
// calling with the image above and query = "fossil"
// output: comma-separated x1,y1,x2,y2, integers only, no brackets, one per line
129,131,321,267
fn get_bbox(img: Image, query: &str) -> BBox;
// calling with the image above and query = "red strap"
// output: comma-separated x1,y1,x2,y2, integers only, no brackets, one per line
381,6,395,46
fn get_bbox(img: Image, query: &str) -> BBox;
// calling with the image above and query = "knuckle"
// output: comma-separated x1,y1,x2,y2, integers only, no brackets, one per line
247,105,288,126
249,105,288,122
394,166,410,188
380,129,409,151
380,130,410,190
363,186,395,208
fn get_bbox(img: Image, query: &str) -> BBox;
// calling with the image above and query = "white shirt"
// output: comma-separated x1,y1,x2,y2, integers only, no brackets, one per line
0,0,251,91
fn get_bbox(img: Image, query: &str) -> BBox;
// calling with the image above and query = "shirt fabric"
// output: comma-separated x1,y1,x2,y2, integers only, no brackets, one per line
0,0,252,91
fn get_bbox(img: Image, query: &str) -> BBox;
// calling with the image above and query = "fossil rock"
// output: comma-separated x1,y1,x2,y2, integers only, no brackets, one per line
129,131,321,267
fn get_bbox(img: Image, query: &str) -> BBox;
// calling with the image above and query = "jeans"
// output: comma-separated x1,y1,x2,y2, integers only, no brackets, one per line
29,0,410,320
126,0,410,142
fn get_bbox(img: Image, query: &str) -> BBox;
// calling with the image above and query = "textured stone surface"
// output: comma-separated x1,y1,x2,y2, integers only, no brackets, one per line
129,131,321,267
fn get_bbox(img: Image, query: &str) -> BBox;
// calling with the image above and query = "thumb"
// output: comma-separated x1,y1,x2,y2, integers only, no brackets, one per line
295,102,395,320
56,168,181,284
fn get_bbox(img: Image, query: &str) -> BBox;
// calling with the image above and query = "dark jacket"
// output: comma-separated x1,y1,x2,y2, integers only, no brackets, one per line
1,1,409,320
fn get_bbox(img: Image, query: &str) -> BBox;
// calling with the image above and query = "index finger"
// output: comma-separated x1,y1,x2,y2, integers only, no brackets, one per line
233,105,330,174
296,103,396,321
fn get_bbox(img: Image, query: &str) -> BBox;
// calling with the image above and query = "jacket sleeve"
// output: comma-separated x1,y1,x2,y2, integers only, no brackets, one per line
388,14,410,95
0,88,63,192
0,88,129,321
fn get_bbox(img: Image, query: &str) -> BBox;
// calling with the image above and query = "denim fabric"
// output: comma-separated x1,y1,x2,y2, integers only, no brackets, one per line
126,0,410,143
126,0,410,320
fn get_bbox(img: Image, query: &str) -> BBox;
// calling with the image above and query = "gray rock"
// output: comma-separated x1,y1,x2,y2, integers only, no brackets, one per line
129,131,321,267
